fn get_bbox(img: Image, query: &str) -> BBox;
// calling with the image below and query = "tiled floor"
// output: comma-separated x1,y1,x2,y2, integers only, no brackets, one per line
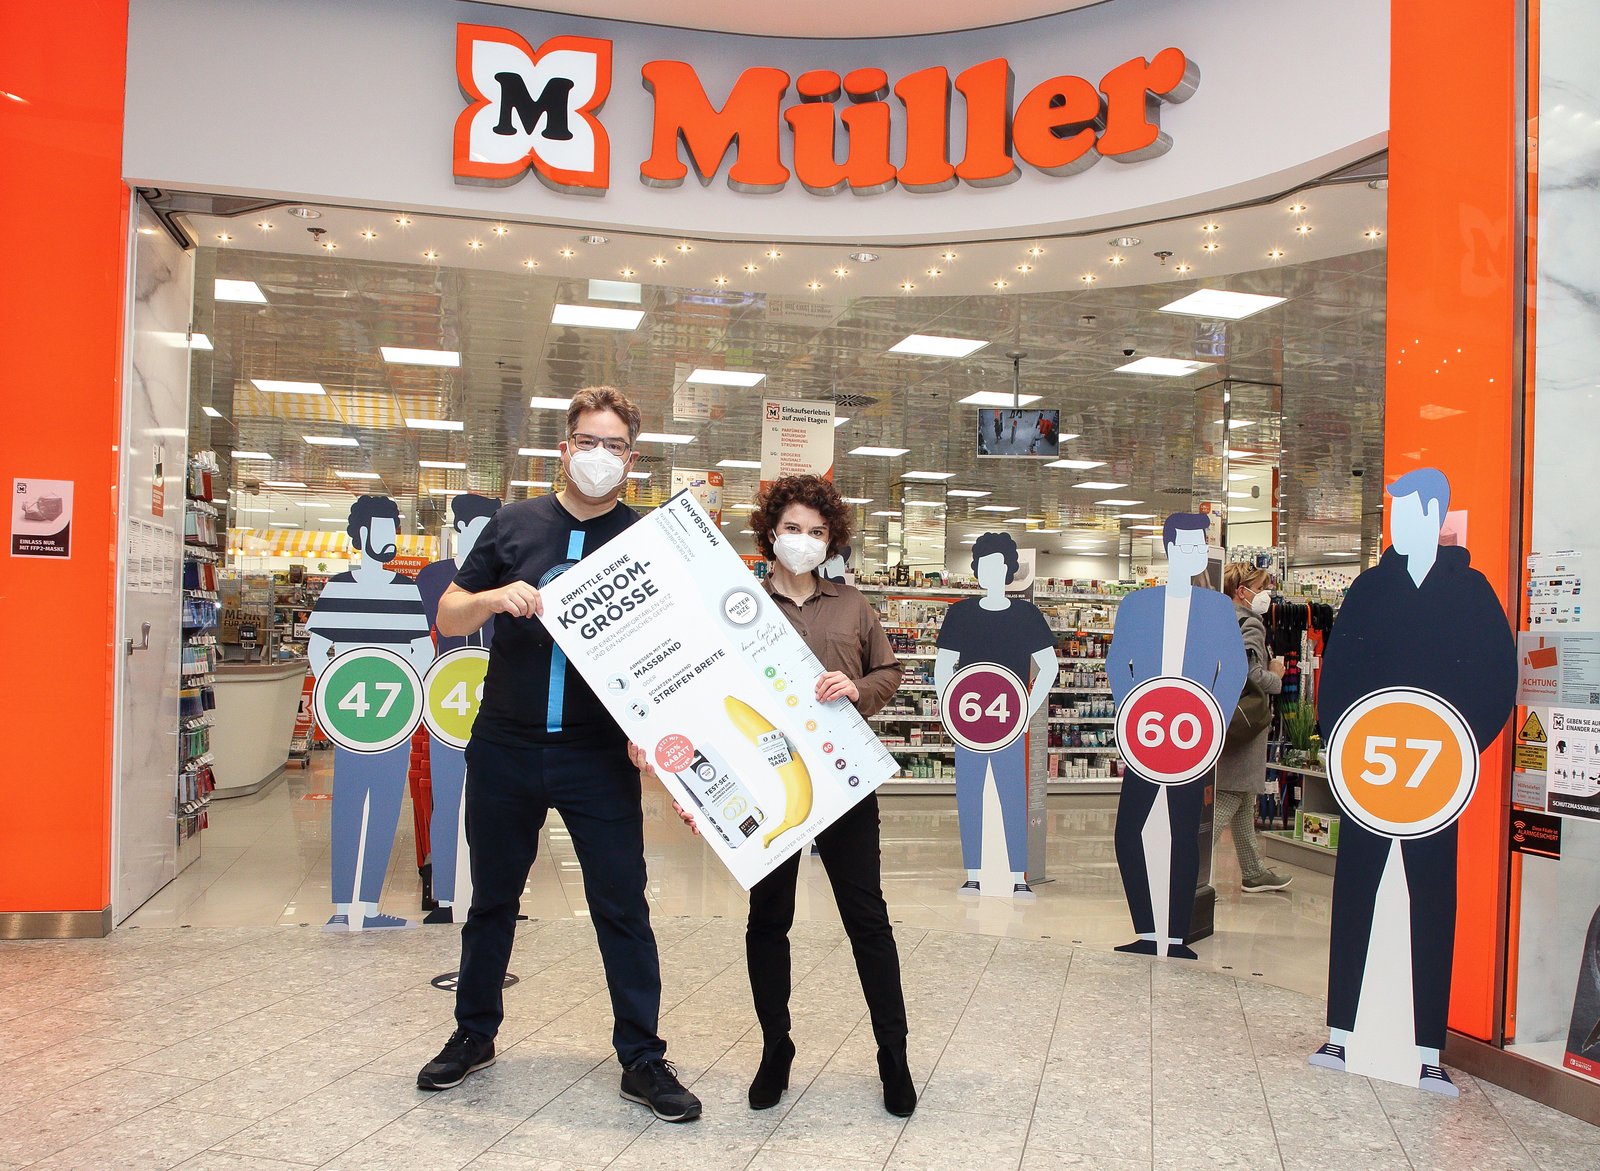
3,920,1599,1169
6,756,1584,1167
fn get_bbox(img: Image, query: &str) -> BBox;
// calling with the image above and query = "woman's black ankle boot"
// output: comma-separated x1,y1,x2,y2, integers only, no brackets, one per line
878,1045,917,1117
748,1036,796,1110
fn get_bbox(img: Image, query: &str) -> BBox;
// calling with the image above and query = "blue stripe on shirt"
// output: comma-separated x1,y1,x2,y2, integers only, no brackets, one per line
546,530,587,733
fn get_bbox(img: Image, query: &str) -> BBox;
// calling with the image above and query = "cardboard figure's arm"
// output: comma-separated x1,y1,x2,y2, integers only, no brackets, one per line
307,633,335,678
1454,569,1518,747
1317,571,1380,729
934,648,959,701
1027,646,1056,717
1107,592,1153,705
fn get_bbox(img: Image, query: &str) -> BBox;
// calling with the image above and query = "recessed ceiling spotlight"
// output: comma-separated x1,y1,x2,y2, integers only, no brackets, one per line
925,267,943,277
619,267,637,278
899,281,916,291
287,206,321,219
650,256,667,267
522,258,539,269
491,224,509,237
1267,248,1286,260
1026,245,1045,257
833,267,850,278
992,279,1009,289
467,239,484,251
674,242,694,253
422,248,440,261
1109,236,1142,248
579,233,609,245
394,215,412,226
713,275,730,286
557,247,576,258
1294,223,1313,235
848,251,880,263
939,250,958,261
1080,273,1098,284
1363,228,1384,240
1016,263,1033,273
359,229,377,240
1287,202,1308,214
320,241,338,251
1201,241,1220,253
805,279,823,291
1174,262,1193,274
1107,255,1125,266
1201,222,1220,233
742,263,759,273
764,247,783,260
256,221,274,231
215,232,232,243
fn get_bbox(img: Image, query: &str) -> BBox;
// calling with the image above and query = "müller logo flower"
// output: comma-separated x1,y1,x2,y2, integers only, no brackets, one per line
452,22,1199,198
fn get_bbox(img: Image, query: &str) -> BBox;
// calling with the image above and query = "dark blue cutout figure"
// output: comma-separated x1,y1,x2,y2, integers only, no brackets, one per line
1309,468,1515,1096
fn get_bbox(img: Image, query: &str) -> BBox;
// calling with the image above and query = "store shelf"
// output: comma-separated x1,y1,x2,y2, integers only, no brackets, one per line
871,713,943,722
1050,716,1114,725
858,584,983,596
880,779,1122,797
1049,746,1118,755
1260,829,1337,875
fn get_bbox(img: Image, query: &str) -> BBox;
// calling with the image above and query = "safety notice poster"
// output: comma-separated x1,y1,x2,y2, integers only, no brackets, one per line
1549,707,1600,821
539,491,898,888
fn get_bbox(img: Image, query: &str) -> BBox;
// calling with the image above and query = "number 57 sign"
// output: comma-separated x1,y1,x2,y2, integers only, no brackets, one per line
1326,686,1479,839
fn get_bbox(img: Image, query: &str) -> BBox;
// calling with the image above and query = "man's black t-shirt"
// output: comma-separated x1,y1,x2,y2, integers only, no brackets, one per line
453,493,638,747
936,597,1056,686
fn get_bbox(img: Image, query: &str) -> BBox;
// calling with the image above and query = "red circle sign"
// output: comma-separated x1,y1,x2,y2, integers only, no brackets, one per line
1115,675,1227,786
941,664,1029,753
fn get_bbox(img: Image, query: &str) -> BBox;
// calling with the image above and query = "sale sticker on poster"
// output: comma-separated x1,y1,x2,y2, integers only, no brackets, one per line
1326,686,1479,838
10,477,73,558
760,399,834,489
1114,675,1227,785
1549,707,1600,821
537,491,897,888
313,647,424,753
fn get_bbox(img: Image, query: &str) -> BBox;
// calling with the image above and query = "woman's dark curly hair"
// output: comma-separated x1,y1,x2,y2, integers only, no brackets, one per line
751,474,853,562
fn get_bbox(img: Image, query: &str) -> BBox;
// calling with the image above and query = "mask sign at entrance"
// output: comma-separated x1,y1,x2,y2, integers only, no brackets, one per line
1309,468,1515,1097
1107,512,1247,959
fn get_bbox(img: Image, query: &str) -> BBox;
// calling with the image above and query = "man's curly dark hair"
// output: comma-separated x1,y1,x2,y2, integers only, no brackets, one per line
751,474,854,562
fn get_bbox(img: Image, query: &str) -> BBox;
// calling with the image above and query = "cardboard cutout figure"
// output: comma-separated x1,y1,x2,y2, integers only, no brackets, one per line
415,494,501,922
935,532,1056,898
1310,468,1515,1096
1109,513,1247,958
306,495,435,932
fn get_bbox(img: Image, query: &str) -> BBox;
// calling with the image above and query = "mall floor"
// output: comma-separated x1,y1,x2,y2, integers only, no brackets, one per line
0,760,1591,1169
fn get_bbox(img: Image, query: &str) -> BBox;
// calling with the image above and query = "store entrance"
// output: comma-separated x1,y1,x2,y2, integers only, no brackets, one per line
117,180,1387,991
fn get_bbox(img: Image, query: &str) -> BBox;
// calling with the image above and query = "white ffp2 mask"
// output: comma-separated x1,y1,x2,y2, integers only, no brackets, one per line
774,533,828,575
567,447,627,497
1249,588,1272,616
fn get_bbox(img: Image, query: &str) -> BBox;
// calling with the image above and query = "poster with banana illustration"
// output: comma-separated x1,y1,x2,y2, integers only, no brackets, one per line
538,490,899,888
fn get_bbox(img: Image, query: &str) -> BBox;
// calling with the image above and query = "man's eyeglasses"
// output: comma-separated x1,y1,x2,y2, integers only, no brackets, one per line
568,432,632,457
1169,541,1208,555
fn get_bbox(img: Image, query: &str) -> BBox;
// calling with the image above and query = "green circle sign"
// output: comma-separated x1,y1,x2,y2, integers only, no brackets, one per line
422,647,491,749
313,647,424,754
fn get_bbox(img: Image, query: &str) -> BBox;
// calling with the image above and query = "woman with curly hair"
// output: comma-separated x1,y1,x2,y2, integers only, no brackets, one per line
736,473,914,1117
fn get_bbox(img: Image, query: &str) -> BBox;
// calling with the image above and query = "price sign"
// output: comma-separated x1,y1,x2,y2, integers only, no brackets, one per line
422,646,491,749
1115,675,1227,785
313,647,424,754
1326,686,1479,839
941,663,1029,752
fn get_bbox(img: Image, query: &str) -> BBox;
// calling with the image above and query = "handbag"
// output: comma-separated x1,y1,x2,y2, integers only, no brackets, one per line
1226,615,1273,747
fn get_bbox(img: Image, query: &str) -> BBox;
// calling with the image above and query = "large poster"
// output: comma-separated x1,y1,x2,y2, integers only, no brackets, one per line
540,491,898,888
760,399,834,489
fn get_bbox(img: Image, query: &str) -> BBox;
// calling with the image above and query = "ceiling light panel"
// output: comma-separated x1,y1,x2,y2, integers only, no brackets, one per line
551,304,644,330
405,418,464,431
890,334,989,358
1072,481,1128,490
215,279,266,303
250,379,325,395
1046,459,1106,470
850,446,910,457
380,346,460,366
1159,289,1287,320
637,432,694,444
958,391,1043,407
686,369,766,387
1114,357,1212,377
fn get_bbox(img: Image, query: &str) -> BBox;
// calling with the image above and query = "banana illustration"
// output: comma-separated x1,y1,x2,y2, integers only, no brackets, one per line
724,696,813,847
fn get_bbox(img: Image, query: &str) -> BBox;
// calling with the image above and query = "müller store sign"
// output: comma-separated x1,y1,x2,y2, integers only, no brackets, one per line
453,24,1200,197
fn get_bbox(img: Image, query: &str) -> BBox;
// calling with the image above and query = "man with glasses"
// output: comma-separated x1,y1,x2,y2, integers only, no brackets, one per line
1107,512,1246,958
416,387,701,1124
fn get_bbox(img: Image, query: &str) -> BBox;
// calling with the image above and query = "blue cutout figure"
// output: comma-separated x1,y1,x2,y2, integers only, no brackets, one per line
1310,468,1514,1096
416,494,502,922
935,533,1057,898
306,496,434,932
1109,513,1247,959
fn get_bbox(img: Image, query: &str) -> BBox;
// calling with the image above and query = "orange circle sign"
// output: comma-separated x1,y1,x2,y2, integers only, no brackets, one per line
1326,687,1479,839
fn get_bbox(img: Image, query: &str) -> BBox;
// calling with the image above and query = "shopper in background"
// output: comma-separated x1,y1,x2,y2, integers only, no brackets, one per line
737,474,914,1116
415,386,701,1125
1217,564,1291,893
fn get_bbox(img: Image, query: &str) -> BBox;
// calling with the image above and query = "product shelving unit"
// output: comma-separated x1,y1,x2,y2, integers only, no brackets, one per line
861,583,1127,796
177,453,222,865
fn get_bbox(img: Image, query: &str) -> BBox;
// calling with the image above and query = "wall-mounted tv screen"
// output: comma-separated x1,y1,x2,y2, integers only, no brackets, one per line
976,408,1060,459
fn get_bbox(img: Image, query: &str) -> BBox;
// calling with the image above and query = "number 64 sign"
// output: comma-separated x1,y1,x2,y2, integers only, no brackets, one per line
1326,686,1479,839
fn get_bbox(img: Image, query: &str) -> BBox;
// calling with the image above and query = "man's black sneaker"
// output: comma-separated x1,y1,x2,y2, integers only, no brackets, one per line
1308,1042,1347,1071
417,1028,495,1090
1419,1064,1460,1097
621,1058,702,1122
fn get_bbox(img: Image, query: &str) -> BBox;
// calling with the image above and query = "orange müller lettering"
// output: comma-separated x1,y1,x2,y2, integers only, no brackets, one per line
844,68,890,102
786,101,849,195
1097,48,1200,163
841,99,897,194
640,61,791,192
796,69,841,101
895,66,955,192
954,58,1019,187
1013,74,1105,177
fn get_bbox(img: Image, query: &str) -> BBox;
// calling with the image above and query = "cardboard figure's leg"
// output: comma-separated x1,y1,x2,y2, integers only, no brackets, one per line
354,741,411,913
427,735,468,906
456,738,548,1041
747,846,804,1042
1164,779,1205,957
1401,827,1459,1055
954,744,985,877
549,746,665,1068
993,737,1030,888
329,744,370,912
1325,820,1391,1035
816,795,907,1050
1115,774,1162,952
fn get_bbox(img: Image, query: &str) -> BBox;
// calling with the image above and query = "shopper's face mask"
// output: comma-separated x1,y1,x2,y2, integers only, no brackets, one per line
566,446,628,497
1247,586,1272,615
773,533,829,575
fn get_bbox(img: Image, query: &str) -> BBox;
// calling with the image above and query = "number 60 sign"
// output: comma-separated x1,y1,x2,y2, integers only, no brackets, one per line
1114,676,1228,786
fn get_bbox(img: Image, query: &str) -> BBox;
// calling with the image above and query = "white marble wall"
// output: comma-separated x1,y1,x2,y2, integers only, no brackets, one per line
113,201,194,920
1514,0,1600,1048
